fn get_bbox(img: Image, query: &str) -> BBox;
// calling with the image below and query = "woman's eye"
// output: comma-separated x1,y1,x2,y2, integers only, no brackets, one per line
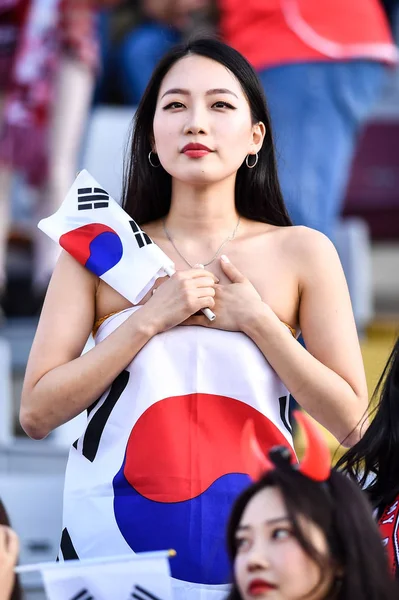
212,101,236,109
235,537,251,551
272,527,292,540
163,102,185,110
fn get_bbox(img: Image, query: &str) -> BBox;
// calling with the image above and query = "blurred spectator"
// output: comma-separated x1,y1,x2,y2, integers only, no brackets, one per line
0,500,21,600
381,0,399,25
112,0,216,105
219,0,398,240
337,335,399,578
0,0,121,309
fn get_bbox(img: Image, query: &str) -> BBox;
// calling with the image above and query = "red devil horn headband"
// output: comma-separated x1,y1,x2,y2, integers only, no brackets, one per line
242,411,331,482
241,420,274,481
293,410,331,481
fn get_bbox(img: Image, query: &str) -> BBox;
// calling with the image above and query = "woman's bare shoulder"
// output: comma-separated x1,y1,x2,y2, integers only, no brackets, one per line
268,224,329,243
268,225,337,259
52,250,99,289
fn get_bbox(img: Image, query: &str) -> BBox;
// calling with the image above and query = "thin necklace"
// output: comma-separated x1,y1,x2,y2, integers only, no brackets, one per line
162,216,241,268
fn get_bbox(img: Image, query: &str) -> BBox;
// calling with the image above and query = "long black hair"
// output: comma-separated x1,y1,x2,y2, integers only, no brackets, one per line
225,467,398,600
122,37,292,227
337,336,399,512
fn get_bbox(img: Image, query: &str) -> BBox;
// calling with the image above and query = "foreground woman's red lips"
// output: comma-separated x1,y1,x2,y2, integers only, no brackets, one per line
181,143,213,154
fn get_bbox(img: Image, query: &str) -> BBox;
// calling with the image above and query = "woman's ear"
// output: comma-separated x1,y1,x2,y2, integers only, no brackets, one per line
250,121,266,154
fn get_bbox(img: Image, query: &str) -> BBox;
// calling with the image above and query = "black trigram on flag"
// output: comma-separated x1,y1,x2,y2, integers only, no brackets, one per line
79,370,130,463
129,220,153,249
77,187,109,211
69,589,94,600
131,584,162,600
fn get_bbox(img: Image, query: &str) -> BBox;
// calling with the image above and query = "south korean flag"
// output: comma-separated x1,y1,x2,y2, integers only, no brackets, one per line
16,551,174,600
38,170,175,304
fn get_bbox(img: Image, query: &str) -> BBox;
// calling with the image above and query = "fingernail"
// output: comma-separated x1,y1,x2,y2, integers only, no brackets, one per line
221,255,230,263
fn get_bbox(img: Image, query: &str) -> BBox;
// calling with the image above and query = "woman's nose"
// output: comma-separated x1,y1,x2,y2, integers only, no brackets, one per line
183,107,208,135
246,545,270,572
184,124,207,135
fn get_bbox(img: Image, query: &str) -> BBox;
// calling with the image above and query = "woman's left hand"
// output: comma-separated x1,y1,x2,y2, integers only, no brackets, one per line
183,255,267,332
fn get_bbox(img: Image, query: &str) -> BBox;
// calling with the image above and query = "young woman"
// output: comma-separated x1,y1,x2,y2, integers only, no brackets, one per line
337,336,399,578
227,412,398,600
20,38,367,599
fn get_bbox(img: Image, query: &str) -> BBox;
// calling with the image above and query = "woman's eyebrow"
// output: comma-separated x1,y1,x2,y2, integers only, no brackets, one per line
206,88,239,98
237,516,289,531
161,87,239,99
236,525,251,532
161,88,190,98
264,516,290,526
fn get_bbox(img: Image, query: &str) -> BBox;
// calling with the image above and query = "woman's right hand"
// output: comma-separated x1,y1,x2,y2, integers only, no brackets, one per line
140,268,218,333
0,526,19,600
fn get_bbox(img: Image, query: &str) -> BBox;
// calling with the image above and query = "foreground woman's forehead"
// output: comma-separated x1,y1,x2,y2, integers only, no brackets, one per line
159,56,244,95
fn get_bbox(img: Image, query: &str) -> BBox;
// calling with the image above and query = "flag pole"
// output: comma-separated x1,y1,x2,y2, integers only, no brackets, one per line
15,549,176,574
163,265,216,322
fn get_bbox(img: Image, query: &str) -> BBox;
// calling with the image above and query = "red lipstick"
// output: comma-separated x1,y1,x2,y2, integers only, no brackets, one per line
181,143,213,158
247,579,277,596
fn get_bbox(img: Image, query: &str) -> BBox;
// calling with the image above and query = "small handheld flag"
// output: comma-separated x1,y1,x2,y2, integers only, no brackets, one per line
38,170,215,320
38,170,173,305
15,550,175,600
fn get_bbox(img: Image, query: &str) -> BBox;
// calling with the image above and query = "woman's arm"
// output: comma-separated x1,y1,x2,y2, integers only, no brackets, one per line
240,229,368,446
20,252,156,440
20,253,217,440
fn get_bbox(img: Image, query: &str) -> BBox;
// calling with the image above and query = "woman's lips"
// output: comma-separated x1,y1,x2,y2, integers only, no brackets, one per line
248,579,277,596
181,143,213,158
184,149,210,157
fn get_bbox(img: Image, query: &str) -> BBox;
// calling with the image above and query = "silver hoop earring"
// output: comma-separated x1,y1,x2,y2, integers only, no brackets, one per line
246,153,258,169
148,151,161,168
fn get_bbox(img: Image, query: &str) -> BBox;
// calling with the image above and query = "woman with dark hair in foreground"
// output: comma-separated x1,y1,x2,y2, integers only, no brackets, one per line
227,413,398,600
337,336,399,577
21,38,367,598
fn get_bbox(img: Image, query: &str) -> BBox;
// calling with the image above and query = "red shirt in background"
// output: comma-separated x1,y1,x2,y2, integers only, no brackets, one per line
219,0,398,70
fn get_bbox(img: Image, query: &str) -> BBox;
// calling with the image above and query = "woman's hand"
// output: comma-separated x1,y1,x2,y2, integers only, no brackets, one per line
183,256,267,332
140,268,219,334
0,526,19,600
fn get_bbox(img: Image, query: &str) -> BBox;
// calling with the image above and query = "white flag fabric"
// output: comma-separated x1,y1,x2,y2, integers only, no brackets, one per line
39,552,174,600
38,170,175,304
